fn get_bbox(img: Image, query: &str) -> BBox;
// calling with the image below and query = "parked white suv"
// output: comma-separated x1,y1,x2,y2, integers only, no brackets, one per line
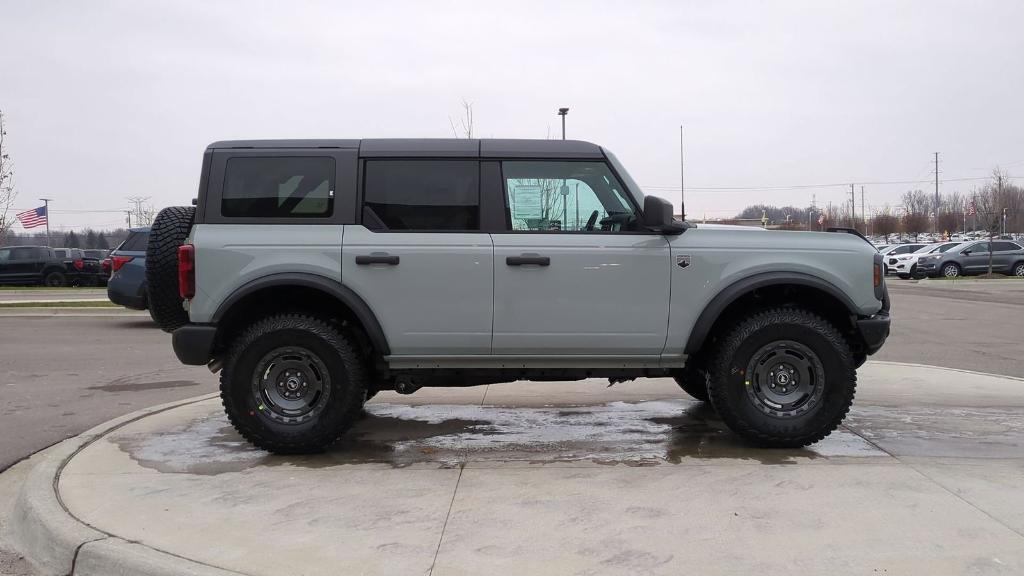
146,139,890,454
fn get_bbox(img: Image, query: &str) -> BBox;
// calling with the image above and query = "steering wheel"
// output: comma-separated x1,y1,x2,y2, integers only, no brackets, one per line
584,210,600,231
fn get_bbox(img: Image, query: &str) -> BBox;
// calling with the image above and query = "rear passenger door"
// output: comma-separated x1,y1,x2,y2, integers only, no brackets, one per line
342,159,494,356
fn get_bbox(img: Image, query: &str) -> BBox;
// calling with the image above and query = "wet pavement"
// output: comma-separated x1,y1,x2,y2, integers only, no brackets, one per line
53,363,1024,575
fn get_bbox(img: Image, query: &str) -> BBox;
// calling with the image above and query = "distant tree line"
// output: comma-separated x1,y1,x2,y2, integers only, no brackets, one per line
731,169,1022,237
0,228,129,249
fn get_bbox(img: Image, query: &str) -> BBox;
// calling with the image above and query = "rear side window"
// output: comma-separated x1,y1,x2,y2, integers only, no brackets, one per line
992,241,1022,252
362,160,479,231
222,157,335,218
117,232,149,252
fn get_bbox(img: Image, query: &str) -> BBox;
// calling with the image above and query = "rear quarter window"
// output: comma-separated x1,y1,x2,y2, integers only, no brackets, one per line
117,232,149,252
222,157,335,218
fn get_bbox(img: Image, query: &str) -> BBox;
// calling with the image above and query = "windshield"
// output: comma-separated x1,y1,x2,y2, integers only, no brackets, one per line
603,149,645,207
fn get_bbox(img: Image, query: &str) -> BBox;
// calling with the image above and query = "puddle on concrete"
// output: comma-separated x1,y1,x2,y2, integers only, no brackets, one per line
115,400,884,474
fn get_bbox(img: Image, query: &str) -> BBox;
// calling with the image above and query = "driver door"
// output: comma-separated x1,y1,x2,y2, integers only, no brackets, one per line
490,160,671,356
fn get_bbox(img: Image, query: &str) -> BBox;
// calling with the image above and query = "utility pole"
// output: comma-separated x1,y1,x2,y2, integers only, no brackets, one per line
860,186,866,232
679,124,686,220
850,184,856,228
933,152,940,234
125,210,132,228
39,198,53,247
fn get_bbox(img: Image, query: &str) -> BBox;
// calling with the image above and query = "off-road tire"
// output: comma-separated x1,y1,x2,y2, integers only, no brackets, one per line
145,206,195,333
220,314,367,454
43,270,66,287
673,365,710,402
707,308,856,448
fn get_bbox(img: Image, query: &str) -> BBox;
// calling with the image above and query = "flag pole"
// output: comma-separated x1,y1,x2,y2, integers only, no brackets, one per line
40,198,52,247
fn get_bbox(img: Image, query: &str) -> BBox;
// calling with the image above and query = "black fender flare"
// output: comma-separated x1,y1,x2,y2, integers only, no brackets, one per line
684,271,859,355
212,272,391,356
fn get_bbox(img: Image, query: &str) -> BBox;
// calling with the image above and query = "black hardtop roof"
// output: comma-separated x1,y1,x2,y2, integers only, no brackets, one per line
205,138,605,159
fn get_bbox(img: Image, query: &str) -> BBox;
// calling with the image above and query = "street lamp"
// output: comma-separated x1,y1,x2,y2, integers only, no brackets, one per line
557,107,569,140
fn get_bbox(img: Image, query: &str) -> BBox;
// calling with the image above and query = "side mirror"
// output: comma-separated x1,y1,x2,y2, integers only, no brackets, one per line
962,250,971,255
643,195,685,235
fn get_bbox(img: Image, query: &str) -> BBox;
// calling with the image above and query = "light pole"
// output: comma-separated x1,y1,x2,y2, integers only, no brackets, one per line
558,107,569,140
1003,208,1008,237
39,198,53,247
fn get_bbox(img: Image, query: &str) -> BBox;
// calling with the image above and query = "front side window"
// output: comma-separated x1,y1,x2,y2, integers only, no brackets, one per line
0,249,9,262
501,161,638,232
362,160,479,231
10,247,34,260
222,157,335,218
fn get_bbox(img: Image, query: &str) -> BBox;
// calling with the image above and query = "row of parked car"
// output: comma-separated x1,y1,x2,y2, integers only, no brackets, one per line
0,246,110,286
0,229,154,311
877,238,1024,279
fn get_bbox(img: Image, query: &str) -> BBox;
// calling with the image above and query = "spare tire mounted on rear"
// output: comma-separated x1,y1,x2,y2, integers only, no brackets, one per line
146,206,195,333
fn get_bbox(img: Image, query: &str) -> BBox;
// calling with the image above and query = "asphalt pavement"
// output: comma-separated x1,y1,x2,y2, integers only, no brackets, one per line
0,280,1021,472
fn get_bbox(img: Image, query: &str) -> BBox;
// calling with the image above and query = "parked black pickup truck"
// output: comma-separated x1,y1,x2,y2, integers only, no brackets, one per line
52,248,104,286
0,246,71,286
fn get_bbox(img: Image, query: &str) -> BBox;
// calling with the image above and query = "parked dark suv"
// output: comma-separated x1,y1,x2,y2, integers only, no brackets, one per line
917,239,1024,278
106,228,151,309
0,246,69,286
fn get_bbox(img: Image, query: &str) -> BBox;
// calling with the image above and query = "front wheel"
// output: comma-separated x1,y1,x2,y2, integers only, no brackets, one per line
707,308,856,448
220,315,367,454
942,262,961,278
672,365,709,402
43,271,66,287
1013,262,1024,277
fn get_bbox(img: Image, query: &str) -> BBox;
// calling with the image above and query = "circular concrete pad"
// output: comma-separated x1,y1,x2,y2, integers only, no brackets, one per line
58,362,1024,575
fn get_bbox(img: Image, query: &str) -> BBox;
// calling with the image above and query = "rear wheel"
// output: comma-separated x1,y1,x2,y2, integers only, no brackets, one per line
146,206,195,332
220,314,367,454
707,308,856,448
942,262,961,278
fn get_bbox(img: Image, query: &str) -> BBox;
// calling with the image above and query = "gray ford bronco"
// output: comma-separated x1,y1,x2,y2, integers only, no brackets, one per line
146,139,890,454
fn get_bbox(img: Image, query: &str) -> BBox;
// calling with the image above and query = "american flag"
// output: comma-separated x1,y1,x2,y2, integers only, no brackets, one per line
16,206,48,229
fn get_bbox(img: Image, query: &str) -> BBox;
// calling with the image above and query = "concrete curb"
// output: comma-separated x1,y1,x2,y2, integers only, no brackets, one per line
6,393,244,576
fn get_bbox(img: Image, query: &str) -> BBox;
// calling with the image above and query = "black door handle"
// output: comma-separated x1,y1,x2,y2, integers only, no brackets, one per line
356,254,400,266
506,255,550,266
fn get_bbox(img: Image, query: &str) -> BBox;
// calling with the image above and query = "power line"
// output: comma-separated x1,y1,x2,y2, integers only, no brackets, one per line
642,174,1016,193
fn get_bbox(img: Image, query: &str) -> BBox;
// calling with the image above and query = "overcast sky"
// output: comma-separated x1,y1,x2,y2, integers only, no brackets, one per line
2,0,1023,231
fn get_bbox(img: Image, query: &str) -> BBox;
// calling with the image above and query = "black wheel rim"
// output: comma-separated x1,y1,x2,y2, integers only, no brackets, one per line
251,346,330,424
744,340,825,418
46,275,61,287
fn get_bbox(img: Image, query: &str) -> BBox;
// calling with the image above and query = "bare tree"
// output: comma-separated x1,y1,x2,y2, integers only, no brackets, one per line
448,100,474,138
870,208,900,238
0,110,17,244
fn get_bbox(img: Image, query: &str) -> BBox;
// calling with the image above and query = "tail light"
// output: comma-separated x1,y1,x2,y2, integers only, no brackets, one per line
111,255,134,272
178,244,195,300
73,259,84,271
101,258,111,274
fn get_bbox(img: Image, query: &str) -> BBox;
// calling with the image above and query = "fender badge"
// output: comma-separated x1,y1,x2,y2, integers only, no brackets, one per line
676,255,691,268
